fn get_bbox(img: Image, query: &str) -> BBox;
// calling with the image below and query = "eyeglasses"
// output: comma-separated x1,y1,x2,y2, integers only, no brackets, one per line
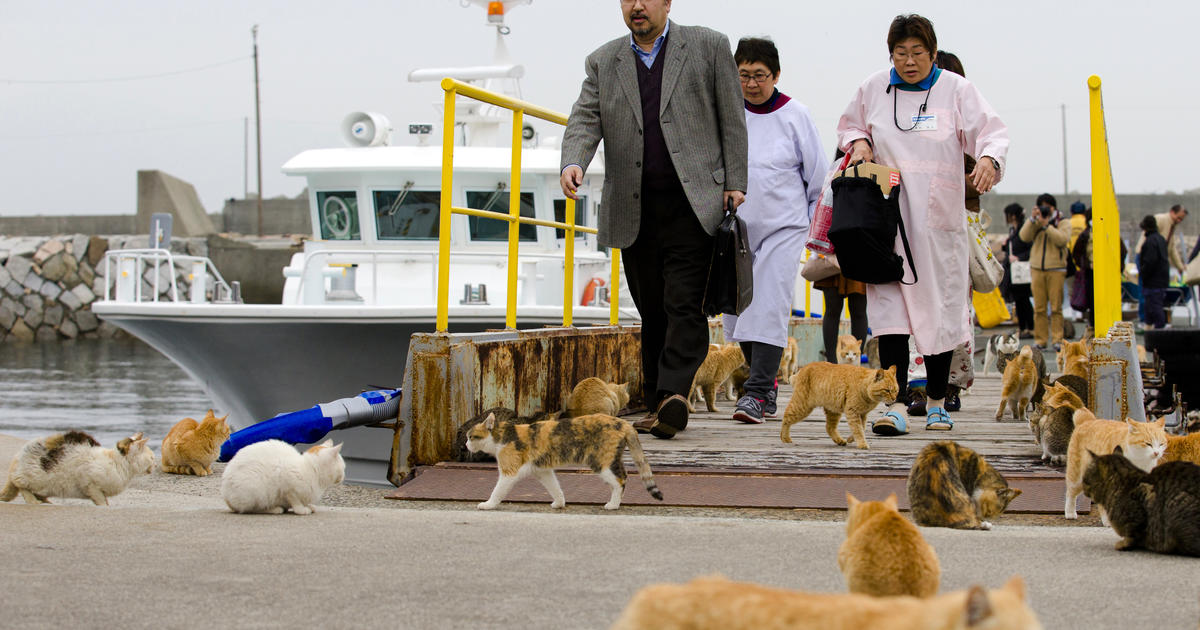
738,72,772,84
891,50,929,62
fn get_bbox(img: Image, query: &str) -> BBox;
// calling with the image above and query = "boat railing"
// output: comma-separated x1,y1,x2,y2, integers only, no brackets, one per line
437,77,621,332
101,248,235,304
285,247,608,306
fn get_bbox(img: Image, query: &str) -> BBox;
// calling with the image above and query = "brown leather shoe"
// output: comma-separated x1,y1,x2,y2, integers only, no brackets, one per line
651,394,689,439
632,414,657,434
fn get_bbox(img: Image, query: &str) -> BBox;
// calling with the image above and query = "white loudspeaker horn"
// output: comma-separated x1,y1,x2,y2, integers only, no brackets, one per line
341,111,392,147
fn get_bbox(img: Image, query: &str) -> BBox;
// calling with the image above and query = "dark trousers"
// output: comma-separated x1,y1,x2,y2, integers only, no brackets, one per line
1143,287,1167,329
738,341,783,400
1010,283,1034,331
821,288,868,361
877,334,954,404
623,187,714,408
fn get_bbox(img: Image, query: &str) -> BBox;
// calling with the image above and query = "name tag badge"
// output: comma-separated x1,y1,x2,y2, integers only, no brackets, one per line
911,113,937,131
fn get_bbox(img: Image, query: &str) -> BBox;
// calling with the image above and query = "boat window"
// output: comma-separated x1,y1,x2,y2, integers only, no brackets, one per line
373,190,440,240
553,196,588,239
465,190,536,242
316,191,360,240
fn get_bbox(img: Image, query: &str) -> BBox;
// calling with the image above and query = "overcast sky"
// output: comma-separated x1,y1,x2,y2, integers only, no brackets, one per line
2,0,1197,217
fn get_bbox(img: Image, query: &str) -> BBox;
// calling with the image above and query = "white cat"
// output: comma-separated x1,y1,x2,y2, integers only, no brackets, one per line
220,439,345,515
1,431,154,506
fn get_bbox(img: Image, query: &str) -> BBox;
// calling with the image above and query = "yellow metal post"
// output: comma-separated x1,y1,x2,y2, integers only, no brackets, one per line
610,250,621,325
804,250,812,318
563,197,575,326
1088,75,1121,337
436,86,457,333
506,109,523,329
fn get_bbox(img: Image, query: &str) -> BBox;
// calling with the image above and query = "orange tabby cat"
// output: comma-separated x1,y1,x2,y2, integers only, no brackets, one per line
610,575,1041,630
161,410,231,476
996,346,1037,423
1064,408,1168,519
777,336,799,378
839,493,940,598
563,377,630,417
689,344,745,412
1163,432,1200,465
1057,340,1088,378
835,334,862,365
781,364,898,450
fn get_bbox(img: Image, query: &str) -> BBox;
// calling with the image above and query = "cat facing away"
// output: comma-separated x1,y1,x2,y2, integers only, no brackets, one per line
777,336,798,378
220,439,345,515
464,412,662,510
1082,448,1200,556
907,441,1022,530
995,345,1047,404
780,364,898,450
161,409,231,476
1056,339,1089,377
689,343,745,412
1028,381,1084,466
835,334,862,365
609,574,1042,630
1,431,154,506
839,493,940,598
563,378,630,418
996,346,1037,423
1164,431,1200,465
1064,409,1167,519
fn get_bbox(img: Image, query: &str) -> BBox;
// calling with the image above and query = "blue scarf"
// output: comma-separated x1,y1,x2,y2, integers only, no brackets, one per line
889,64,941,92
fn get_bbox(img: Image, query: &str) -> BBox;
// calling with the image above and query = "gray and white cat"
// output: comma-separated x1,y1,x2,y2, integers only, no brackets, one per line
220,439,345,515
1,431,155,506
981,333,1019,376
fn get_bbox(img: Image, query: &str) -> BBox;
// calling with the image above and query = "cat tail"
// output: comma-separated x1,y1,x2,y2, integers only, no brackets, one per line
622,425,663,501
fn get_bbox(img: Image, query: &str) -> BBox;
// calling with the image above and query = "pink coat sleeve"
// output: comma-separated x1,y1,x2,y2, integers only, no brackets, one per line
836,81,871,152
956,81,1009,182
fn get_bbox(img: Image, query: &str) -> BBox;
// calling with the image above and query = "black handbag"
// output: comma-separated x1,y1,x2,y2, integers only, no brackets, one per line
827,163,917,285
702,199,753,316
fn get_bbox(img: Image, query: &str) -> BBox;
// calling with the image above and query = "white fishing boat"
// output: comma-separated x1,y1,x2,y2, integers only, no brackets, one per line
92,1,625,485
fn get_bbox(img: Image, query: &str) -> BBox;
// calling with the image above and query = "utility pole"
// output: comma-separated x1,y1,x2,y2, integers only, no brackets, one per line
1061,103,1068,196
253,25,263,237
243,116,249,199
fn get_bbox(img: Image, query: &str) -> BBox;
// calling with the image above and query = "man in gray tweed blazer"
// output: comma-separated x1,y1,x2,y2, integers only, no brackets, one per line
560,0,747,439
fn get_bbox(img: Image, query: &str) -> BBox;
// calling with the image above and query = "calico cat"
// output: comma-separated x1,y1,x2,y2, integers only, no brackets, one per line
780,364,898,450
777,337,798,378
839,493,940,598
1064,409,1168,519
996,346,1037,422
1163,431,1200,465
563,377,630,418
689,344,745,412
835,334,862,365
160,409,231,476
220,439,344,515
996,345,1047,404
464,412,662,510
1082,449,1200,556
1057,339,1089,378
1,431,154,506
610,575,1042,630
907,441,1022,530
982,332,1019,376
1028,382,1084,466
453,407,560,463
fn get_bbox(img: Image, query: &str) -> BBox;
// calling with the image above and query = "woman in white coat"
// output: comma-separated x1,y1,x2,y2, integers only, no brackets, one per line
837,14,1008,433
723,37,827,423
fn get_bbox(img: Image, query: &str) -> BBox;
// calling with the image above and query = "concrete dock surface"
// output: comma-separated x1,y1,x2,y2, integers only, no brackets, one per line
2,433,1198,629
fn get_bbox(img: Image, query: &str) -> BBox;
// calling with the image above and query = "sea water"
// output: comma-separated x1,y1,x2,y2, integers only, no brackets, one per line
0,338,211,448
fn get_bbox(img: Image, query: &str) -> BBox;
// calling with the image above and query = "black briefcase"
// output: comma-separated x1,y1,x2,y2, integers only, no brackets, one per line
703,199,753,316
828,163,917,285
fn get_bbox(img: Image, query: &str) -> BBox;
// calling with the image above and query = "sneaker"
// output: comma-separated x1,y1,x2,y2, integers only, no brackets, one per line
944,386,961,412
764,384,778,417
733,395,766,424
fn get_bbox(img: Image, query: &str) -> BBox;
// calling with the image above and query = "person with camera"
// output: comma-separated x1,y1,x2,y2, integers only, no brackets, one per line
1018,193,1071,351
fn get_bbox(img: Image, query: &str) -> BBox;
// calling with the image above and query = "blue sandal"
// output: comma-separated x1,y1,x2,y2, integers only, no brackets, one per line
871,410,908,436
926,406,954,431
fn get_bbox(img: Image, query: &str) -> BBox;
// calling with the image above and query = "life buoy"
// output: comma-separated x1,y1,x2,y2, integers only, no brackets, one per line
581,277,606,306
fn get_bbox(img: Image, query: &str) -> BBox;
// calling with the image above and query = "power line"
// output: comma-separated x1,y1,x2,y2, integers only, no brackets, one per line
0,119,244,140
0,56,250,85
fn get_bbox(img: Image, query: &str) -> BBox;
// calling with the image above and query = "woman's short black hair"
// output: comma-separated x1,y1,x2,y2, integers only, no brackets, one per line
1036,193,1058,209
887,14,937,56
936,50,963,76
1141,215,1159,232
1004,203,1025,224
734,37,780,76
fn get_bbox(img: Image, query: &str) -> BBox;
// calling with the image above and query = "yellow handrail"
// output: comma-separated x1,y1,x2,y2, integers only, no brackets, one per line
435,77,621,332
1088,75,1121,337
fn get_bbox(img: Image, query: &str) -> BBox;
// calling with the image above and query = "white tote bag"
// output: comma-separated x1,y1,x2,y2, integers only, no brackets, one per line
967,212,1004,293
